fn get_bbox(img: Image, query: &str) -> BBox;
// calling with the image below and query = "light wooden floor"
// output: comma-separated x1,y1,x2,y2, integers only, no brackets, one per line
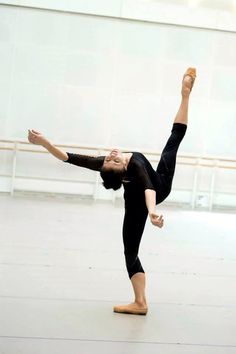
0,194,236,354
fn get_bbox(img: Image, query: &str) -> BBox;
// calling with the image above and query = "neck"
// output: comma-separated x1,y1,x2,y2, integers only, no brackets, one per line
122,152,132,170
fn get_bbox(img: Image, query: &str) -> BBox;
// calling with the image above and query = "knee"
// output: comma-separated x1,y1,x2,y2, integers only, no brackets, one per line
124,252,144,278
124,249,135,265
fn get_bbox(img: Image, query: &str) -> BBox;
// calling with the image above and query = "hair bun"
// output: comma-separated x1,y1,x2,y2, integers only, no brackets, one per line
100,168,125,191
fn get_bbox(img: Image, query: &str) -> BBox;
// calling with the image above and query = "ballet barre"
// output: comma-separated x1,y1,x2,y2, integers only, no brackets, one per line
0,138,235,211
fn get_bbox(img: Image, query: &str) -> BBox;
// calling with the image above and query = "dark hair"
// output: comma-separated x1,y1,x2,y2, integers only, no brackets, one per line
100,167,125,191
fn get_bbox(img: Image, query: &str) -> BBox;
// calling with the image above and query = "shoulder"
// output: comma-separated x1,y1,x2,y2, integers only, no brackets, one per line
128,151,145,160
131,152,146,164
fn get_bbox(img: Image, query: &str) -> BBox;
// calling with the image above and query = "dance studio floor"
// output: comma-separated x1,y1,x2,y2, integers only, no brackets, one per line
0,193,236,354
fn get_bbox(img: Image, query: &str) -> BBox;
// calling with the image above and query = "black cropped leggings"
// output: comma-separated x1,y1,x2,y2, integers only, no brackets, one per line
123,123,187,278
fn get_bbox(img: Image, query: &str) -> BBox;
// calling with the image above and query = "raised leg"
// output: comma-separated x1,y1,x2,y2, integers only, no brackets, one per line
174,69,195,125
156,68,196,179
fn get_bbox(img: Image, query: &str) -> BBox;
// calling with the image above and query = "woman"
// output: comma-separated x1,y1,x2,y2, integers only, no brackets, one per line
28,68,196,315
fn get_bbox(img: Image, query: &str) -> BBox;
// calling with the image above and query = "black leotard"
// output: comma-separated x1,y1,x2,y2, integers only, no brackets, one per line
64,123,187,278
64,151,167,205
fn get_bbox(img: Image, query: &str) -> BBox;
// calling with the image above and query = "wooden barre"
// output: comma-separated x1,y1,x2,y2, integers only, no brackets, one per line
0,140,236,164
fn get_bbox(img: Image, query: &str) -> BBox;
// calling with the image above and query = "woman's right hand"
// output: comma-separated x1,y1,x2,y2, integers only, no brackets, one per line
149,212,164,228
28,129,49,146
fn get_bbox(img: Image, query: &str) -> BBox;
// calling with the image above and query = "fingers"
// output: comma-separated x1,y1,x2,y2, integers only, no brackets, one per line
28,130,33,142
158,215,163,222
28,129,42,144
32,129,41,135
28,129,41,136
157,218,164,228
28,129,37,144
28,129,35,137
151,214,164,228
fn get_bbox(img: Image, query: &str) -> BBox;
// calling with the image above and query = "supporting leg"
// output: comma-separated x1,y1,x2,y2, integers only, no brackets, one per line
113,208,148,315
130,272,147,307
113,272,148,315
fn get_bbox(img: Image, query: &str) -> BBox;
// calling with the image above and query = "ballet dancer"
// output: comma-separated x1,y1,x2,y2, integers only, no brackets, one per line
28,67,196,315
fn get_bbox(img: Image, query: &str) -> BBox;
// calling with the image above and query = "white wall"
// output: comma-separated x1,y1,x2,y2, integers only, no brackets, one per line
0,2,236,208
2,0,236,31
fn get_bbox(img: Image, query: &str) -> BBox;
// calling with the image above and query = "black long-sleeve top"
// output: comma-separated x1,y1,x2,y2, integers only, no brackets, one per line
64,152,167,206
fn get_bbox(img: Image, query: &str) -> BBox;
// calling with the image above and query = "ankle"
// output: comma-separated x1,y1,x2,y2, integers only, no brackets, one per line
181,91,190,99
135,299,147,307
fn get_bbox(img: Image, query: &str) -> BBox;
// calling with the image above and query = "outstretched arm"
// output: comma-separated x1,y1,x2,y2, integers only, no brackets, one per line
145,189,164,228
28,129,105,171
28,129,68,161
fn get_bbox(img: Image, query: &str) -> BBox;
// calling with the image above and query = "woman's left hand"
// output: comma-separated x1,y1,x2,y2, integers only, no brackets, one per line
149,213,164,228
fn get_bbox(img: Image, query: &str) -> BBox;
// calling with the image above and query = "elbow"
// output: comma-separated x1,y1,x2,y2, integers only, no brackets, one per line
62,153,69,162
145,188,156,193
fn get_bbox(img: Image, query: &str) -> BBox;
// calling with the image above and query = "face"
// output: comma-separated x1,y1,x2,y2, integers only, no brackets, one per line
103,149,126,171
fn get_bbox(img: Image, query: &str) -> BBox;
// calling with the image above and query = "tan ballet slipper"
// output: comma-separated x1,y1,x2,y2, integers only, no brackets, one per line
113,303,148,315
182,67,197,91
